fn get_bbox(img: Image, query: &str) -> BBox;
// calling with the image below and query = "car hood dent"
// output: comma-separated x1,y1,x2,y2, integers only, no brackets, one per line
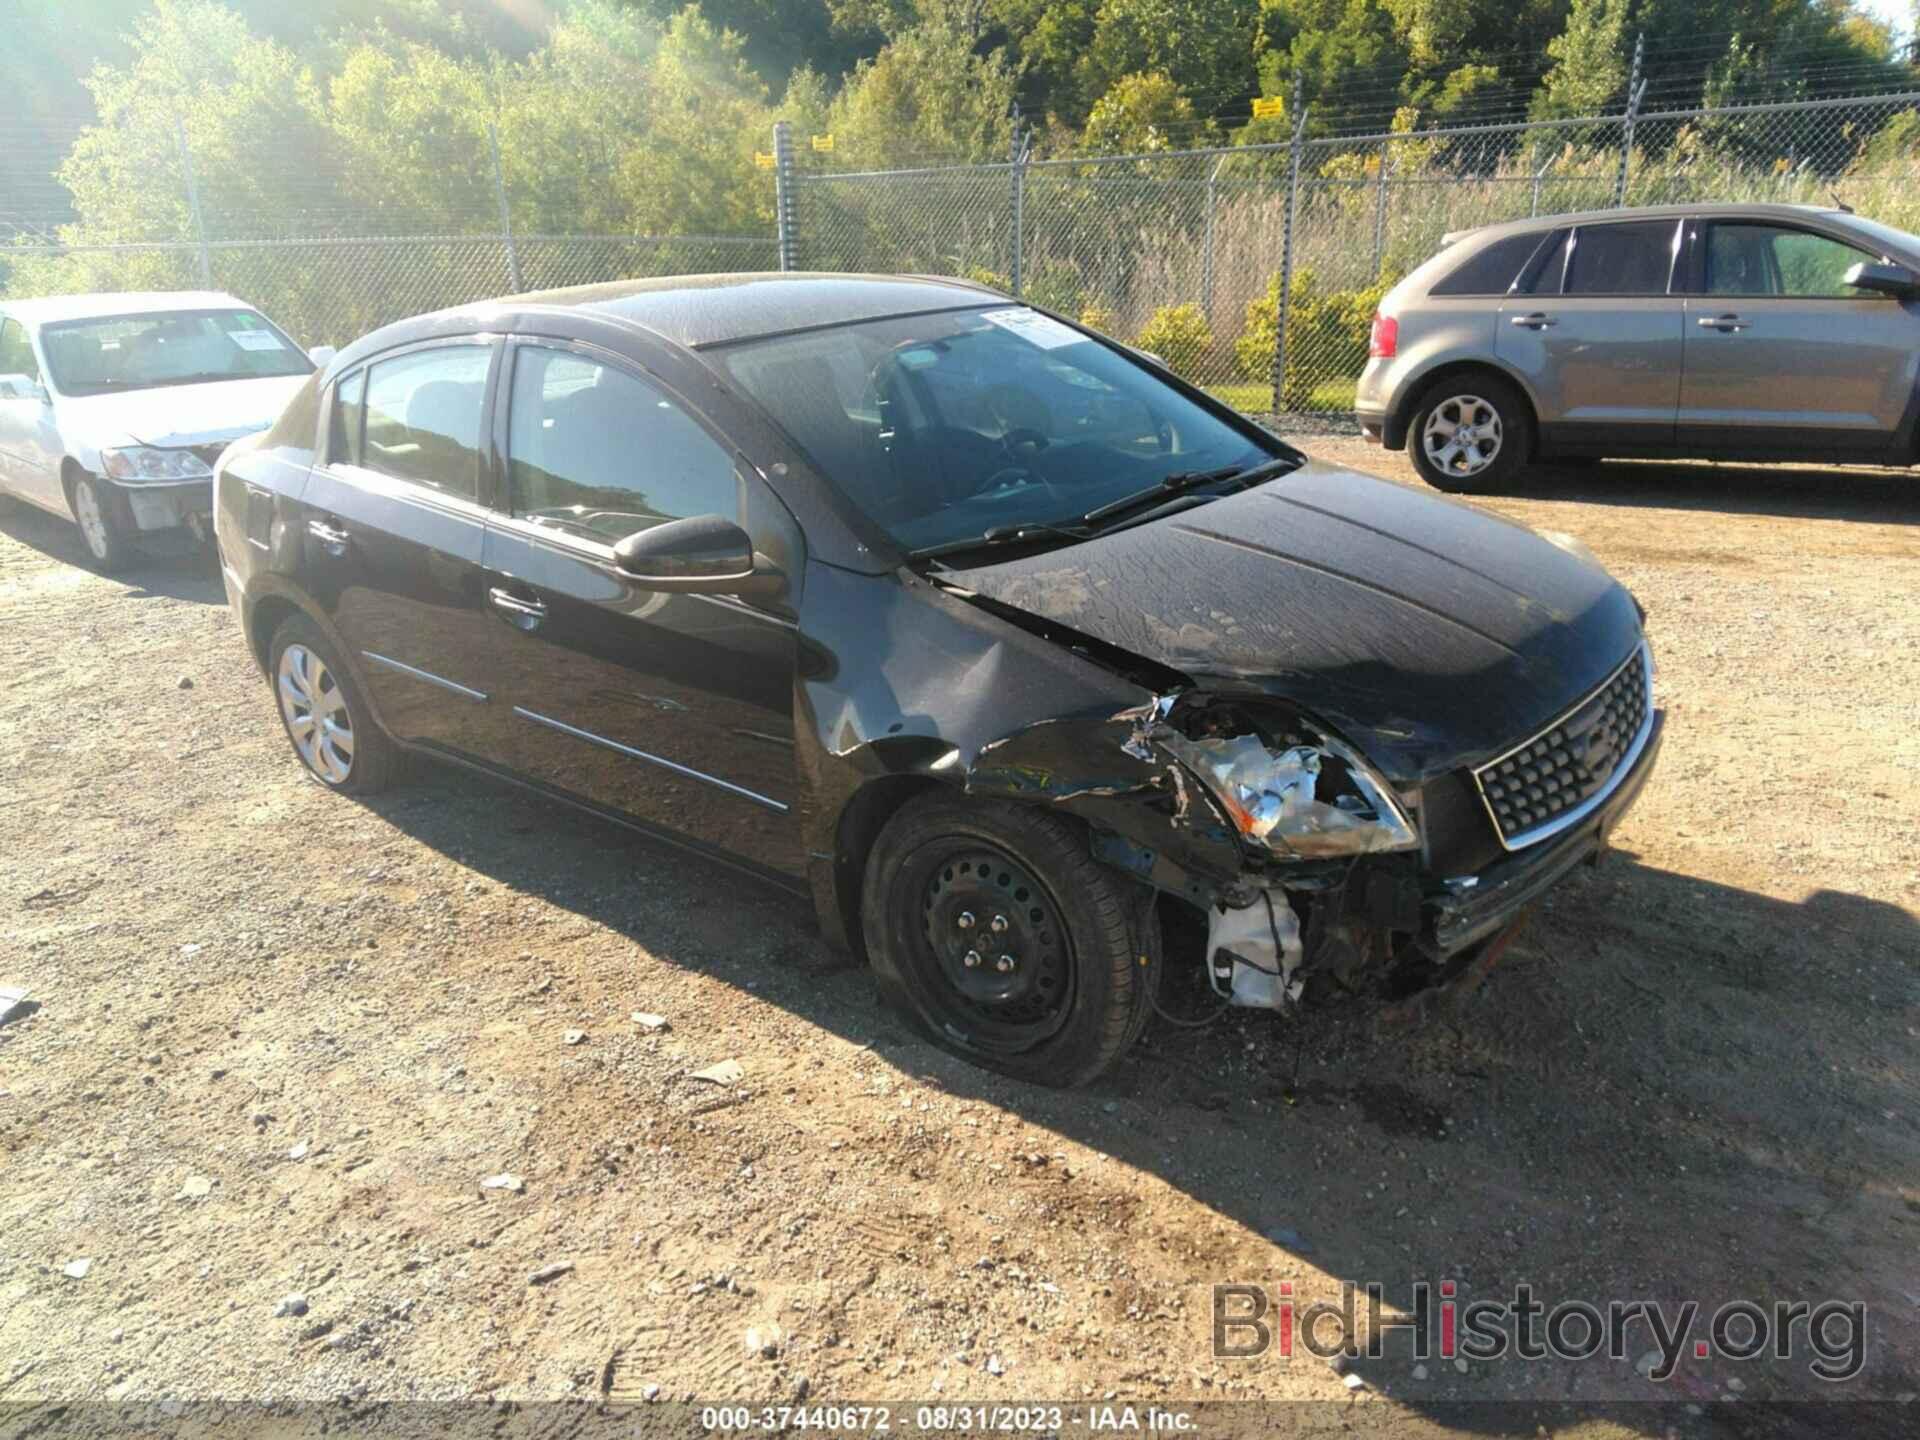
56,374,310,452
948,462,1646,779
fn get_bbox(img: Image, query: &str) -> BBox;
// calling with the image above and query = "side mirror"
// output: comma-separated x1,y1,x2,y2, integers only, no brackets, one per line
612,513,784,598
0,373,47,403
308,344,338,367
1844,260,1920,299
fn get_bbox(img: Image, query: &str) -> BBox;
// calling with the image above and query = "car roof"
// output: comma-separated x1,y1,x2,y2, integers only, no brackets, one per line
429,272,1009,353
0,290,256,327
1442,201,1855,248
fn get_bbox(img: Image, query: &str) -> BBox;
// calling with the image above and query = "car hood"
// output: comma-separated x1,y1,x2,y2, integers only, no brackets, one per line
56,373,311,450
947,462,1646,780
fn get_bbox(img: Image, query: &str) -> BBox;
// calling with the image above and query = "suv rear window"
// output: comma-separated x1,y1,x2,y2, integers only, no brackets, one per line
1430,232,1548,296
1565,221,1680,296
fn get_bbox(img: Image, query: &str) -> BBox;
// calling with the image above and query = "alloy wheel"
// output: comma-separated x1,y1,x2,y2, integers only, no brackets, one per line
914,844,1075,1052
1422,394,1504,478
277,643,355,784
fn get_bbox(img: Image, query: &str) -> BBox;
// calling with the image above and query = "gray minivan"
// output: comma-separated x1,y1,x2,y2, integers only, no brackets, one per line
1355,202,1920,491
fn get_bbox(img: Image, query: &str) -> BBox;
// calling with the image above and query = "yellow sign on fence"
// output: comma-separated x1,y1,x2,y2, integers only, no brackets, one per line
754,151,775,169
1250,96,1285,120
811,133,835,152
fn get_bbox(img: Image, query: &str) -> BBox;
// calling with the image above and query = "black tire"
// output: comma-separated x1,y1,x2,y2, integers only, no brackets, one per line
267,615,395,795
862,793,1160,1087
68,471,134,573
1407,374,1534,494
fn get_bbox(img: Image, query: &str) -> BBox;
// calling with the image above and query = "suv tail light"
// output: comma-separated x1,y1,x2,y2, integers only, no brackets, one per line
1369,311,1399,359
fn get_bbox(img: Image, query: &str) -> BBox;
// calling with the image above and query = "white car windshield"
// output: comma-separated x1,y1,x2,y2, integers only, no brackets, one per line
718,306,1286,555
40,309,313,397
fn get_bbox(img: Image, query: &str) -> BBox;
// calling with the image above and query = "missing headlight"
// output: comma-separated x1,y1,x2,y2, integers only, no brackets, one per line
1132,697,1419,860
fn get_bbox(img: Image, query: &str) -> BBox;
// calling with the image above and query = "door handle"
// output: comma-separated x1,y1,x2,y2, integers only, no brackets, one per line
1697,314,1750,331
488,586,548,631
306,518,350,556
1509,312,1557,330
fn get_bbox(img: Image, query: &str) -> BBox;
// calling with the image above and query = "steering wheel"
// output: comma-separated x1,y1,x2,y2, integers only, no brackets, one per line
1000,426,1050,460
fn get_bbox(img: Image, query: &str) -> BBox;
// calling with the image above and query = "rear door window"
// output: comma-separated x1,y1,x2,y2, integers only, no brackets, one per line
361,345,490,500
0,319,40,382
329,369,365,466
1565,221,1681,296
1431,232,1550,296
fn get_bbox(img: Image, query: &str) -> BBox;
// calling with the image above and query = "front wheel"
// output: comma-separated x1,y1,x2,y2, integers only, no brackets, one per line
862,794,1158,1087
268,616,395,795
70,473,133,572
1408,376,1533,494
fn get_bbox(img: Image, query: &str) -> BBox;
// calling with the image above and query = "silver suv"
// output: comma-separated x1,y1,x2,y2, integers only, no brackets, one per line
1355,203,1920,492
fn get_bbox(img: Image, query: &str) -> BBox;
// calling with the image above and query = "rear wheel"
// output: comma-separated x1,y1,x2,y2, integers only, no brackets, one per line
69,472,133,573
268,616,395,795
1408,375,1533,494
862,794,1158,1087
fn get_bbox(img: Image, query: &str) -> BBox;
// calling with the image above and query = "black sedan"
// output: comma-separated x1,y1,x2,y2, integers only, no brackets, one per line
214,274,1662,1085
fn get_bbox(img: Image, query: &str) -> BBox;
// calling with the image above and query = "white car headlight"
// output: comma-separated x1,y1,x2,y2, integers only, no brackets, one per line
100,446,213,482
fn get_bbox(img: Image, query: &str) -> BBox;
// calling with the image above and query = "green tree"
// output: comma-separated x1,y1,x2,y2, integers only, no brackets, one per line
58,0,334,243
1533,0,1633,119
1082,72,1214,152
827,18,1018,166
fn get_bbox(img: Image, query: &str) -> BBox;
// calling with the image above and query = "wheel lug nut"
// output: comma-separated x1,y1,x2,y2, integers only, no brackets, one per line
995,954,1016,973
955,911,976,931
990,914,1010,934
962,949,983,969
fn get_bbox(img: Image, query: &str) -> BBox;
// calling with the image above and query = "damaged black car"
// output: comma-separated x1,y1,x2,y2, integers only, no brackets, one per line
215,274,1663,1086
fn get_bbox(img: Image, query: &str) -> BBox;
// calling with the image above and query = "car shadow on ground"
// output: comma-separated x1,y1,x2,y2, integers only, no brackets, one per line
0,502,223,602
353,764,1920,1432
1511,459,1920,525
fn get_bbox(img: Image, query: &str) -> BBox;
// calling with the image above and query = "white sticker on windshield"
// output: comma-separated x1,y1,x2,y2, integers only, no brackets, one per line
228,329,288,352
980,307,1086,350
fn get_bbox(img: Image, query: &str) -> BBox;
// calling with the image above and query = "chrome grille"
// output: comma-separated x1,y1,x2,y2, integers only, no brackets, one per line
1474,645,1651,848
188,444,228,470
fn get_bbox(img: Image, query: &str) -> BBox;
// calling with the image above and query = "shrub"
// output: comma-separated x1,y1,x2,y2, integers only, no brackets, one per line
1023,261,1084,317
1078,304,1116,335
1235,268,1397,410
1134,302,1212,379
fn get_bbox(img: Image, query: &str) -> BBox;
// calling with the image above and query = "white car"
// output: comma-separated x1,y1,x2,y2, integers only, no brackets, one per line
0,291,331,571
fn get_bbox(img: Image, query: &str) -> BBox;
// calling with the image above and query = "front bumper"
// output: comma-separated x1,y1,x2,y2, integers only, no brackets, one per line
1427,709,1665,954
111,476,214,534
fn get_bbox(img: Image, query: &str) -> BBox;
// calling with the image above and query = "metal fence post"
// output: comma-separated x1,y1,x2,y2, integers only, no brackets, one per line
1008,108,1028,296
175,118,212,287
1371,139,1391,277
773,121,797,272
1615,33,1646,207
1201,154,1226,313
490,122,523,294
1269,72,1308,415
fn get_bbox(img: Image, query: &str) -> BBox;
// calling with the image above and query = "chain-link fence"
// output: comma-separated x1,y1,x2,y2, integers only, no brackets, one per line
791,90,1920,424
0,117,776,350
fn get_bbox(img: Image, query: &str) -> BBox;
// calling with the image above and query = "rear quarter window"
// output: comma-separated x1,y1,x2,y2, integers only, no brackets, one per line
1430,232,1549,296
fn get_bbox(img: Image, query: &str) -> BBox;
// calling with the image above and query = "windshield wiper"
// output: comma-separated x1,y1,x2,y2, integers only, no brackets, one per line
908,519,1094,562
1080,455,1298,528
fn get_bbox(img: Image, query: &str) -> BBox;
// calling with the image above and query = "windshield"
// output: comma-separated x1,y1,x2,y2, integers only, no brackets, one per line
717,306,1284,555
40,309,313,397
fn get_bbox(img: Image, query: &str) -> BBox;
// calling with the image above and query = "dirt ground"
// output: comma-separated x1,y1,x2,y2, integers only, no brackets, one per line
0,445,1916,1436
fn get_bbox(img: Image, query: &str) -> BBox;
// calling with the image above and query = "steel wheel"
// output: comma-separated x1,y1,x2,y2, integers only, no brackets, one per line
912,843,1076,1053
1421,394,1504,479
277,642,355,784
